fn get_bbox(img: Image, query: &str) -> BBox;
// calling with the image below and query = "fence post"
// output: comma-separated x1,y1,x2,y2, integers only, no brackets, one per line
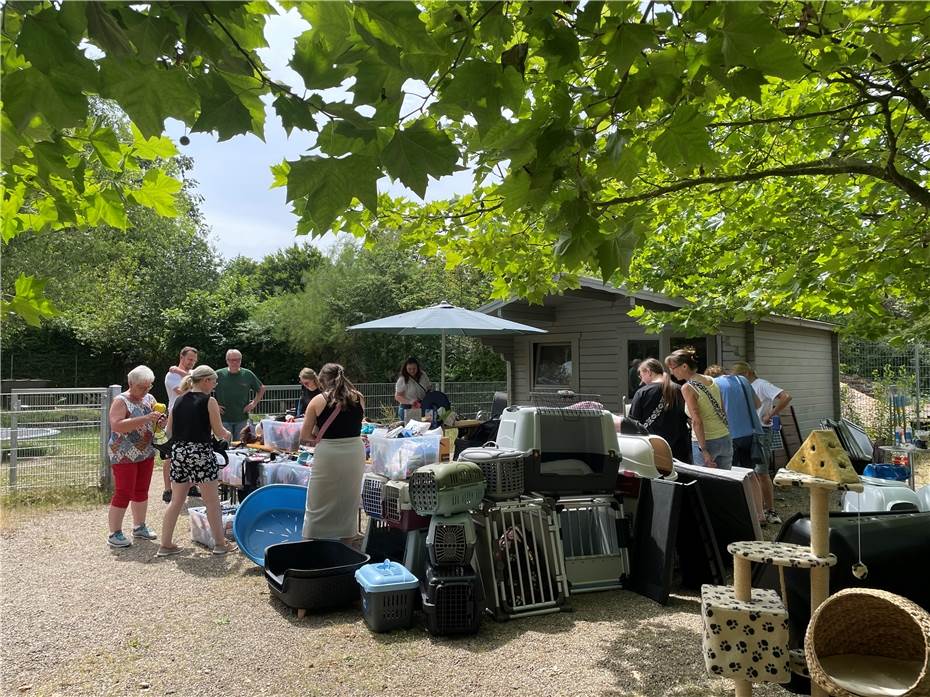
9,394,19,489
99,385,119,490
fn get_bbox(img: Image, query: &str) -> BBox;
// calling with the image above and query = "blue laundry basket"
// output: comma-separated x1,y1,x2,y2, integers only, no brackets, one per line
233,484,307,566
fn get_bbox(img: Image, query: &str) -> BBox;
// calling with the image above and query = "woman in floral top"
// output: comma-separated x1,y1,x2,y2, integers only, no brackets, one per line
106,365,165,548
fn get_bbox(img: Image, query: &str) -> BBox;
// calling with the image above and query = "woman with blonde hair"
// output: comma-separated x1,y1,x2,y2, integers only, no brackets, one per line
157,365,234,556
300,362,366,543
666,348,733,469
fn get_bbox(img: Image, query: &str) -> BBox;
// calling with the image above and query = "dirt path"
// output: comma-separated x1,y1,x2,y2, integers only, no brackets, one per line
1,477,798,697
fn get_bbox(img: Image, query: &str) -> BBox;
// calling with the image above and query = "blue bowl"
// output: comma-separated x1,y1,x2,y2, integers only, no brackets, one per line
233,484,307,566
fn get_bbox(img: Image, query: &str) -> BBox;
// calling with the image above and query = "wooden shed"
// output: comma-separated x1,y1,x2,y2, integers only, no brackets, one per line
479,278,840,438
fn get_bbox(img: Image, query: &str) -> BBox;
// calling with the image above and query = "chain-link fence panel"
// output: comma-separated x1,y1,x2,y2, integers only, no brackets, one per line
1,388,110,493
839,339,929,443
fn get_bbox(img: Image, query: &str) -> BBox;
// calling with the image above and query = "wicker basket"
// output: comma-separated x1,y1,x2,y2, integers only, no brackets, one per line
805,587,930,697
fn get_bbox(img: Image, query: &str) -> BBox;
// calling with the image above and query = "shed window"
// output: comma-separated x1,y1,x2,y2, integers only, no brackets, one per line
533,342,573,387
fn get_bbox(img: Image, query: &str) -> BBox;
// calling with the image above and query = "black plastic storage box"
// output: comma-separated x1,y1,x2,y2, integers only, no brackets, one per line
421,565,483,636
264,540,370,613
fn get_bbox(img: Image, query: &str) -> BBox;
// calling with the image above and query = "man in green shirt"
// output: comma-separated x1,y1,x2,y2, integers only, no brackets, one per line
214,349,265,439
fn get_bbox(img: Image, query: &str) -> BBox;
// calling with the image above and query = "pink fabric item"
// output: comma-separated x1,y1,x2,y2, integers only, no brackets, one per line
570,401,604,410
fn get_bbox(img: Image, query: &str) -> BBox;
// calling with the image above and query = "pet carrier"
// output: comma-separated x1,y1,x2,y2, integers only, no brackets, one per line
427,513,477,567
361,473,388,520
420,565,483,636
361,520,429,578
495,406,621,495
473,497,570,620
383,479,430,531
409,461,486,517
457,444,528,501
355,559,419,633
556,497,629,593
264,540,370,617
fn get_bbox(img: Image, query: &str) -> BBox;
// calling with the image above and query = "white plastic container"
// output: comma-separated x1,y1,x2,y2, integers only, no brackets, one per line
368,434,441,480
189,503,238,547
842,476,921,513
260,419,302,451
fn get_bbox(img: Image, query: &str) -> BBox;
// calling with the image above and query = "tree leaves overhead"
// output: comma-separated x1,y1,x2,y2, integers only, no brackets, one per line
3,1,930,340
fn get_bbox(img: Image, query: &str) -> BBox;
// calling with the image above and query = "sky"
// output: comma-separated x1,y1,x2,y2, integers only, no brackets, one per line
164,7,474,262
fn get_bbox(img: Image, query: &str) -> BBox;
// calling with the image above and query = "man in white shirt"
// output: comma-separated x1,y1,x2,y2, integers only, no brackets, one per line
731,361,792,525
161,346,198,503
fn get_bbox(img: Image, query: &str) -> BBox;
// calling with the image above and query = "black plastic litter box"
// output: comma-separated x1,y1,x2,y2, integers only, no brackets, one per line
264,540,370,613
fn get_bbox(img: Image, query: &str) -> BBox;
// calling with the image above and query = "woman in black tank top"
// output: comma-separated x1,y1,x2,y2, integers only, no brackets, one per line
158,365,234,556
299,363,367,543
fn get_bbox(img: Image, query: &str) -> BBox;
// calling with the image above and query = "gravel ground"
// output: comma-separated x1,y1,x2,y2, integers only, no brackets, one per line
0,479,817,697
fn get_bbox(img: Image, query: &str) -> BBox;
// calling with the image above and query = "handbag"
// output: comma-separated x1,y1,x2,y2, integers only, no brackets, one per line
307,403,341,446
736,378,766,465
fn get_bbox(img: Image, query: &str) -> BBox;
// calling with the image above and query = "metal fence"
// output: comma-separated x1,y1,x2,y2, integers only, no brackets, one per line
1,388,111,494
255,381,506,422
838,339,929,442
1,381,505,494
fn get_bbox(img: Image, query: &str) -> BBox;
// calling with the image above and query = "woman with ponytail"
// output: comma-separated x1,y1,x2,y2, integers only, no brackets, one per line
299,362,366,543
158,365,234,556
628,358,692,463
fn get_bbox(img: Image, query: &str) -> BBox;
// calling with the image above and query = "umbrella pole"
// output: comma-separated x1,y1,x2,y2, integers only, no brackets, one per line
441,330,446,393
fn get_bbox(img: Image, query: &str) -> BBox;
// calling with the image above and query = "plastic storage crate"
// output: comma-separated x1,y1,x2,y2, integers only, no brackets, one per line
458,445,528,500
427,513,477,566
264,540,370,615
260,419,303,452
189,503,238,547
361,473,388,520
355,559,419,632
556,497,629,593
383,479,430,531
410,461,486,517
421,565,483,636
473,497,570,620
495,406,621,495
369,434,441,480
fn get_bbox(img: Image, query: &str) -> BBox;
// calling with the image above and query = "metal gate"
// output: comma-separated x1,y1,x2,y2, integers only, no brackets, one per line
1,388,111,493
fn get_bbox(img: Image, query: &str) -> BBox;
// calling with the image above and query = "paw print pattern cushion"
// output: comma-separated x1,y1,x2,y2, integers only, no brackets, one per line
701,584,791,684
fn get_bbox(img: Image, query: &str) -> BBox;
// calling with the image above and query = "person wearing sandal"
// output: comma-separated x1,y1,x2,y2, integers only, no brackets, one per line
157,365,235,557
106,365,164,548
300,363,366,547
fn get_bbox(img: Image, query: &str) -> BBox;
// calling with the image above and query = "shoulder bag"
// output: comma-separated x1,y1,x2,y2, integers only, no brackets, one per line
737,378,766,466
308,403,341,446
687,379,729,427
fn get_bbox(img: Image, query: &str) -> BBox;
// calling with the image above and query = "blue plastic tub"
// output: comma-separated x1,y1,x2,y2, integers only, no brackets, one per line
863,463,911,482
233,484,307,566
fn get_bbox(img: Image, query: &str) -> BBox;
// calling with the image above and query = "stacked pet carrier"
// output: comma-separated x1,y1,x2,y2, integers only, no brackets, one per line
360,471,431,577
469,404,630,604
411,461,486,635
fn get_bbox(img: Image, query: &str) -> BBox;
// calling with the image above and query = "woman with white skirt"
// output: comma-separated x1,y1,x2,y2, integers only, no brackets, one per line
299,362,366,542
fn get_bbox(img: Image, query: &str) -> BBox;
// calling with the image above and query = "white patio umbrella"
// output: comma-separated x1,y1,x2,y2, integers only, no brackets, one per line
347,301,547,391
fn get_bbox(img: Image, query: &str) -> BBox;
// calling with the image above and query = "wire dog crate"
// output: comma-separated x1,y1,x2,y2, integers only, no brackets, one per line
473,497,570,621
556,497,630,593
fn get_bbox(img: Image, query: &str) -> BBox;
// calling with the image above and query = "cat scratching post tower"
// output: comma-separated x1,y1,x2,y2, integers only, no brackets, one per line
701,430,863,697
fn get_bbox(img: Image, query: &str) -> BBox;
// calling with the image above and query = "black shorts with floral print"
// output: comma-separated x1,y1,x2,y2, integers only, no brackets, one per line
169,441,220,484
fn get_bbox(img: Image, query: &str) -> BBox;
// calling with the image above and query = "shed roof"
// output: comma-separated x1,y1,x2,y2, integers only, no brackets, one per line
479,276,836,333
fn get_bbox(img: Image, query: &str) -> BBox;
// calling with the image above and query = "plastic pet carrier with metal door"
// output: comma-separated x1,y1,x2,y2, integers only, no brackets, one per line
426,513,477,566
420,564,483,636
409,461,486,517
473,497,570,620
383,479,430,531
457,444,528,501
361,473,388,520
495,406,621,495
556,497,630,593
